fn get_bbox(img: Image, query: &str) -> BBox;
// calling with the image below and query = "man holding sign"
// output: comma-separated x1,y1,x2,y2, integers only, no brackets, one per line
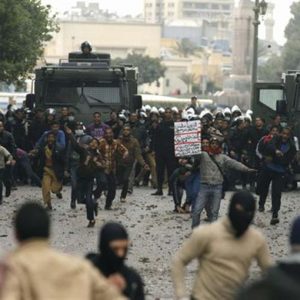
192,138,256,228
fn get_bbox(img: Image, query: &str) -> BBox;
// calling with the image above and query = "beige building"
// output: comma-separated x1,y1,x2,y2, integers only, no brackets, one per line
144,0,234,23
43,20,161,63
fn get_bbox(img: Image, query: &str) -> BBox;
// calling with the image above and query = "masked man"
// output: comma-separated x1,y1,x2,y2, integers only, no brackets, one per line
171,191,272,300
86,222,145,300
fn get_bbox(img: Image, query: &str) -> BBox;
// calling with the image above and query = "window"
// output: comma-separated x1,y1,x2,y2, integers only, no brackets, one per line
45,81,121,106
222,4,230,10
183,2,193,8
259,89,284,111
211,4,220,10
195,3,208,9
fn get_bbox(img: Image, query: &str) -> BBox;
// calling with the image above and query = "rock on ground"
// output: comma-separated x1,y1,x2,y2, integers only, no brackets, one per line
0,185,298,299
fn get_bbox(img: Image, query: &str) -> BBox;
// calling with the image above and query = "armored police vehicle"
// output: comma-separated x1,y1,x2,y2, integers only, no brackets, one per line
253,71,300,137
253,71,300,186
31,51,141,122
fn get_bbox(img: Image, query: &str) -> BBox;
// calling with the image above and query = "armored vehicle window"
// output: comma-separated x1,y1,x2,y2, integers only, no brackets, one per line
45,81,121,106
82,87,120,105
259,89,283,111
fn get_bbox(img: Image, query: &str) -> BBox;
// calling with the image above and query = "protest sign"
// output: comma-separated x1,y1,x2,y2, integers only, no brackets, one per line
174,120,201,157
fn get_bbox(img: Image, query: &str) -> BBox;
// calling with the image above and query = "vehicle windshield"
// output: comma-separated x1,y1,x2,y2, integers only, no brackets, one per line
258,88,284,111
45,81,121,106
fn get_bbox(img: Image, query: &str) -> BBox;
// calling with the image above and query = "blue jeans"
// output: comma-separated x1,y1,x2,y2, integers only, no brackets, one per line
185,173,200,211
192,183,223,228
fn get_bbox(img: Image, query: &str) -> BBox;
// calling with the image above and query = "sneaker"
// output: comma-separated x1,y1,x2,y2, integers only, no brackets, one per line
270,214,279,225
151,190,163,196
258,206,265,212
56,192,63,199
87,220,95,228
120,197,126,203
104,205,112,210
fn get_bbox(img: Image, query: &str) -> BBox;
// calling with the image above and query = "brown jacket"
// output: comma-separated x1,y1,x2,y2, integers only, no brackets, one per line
171,217,272,300
117,136,145,167
0,239,126,300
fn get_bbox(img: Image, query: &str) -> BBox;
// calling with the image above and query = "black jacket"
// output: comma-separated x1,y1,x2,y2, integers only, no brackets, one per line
0,130,17,158
258,136,296,168
154,120,175,154
86,253,145,300
237,258,300,300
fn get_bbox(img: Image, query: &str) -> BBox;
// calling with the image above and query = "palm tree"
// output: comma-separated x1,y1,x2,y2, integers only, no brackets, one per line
179,73,198,94
173,38,197,58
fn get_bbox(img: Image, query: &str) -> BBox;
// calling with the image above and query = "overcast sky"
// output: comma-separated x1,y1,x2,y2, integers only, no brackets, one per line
42,0,295,45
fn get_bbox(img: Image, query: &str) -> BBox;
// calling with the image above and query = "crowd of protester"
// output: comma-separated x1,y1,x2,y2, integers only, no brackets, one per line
0,98,298,226
0,95,300,299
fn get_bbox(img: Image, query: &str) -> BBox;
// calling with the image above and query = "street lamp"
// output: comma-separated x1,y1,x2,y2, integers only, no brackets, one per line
250,0,268,109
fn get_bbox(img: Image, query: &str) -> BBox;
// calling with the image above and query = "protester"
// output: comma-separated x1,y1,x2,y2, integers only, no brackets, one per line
0,145,13,205
66,126,105,227
192,138,256,228
86,222,145,300
0,202,125,300
257,127,296,225
86,111,109,139
237,215,300,300
31,132,64,210
98,127,128,210
117,125,148,202
172,191,272,300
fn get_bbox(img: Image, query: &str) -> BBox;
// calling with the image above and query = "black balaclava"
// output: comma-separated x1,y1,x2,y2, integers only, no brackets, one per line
98,222,129,274
228,191,256,238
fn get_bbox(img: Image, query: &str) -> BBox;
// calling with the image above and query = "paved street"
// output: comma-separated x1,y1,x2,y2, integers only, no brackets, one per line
0,185,299,299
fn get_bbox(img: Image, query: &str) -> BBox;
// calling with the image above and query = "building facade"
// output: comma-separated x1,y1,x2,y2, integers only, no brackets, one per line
43,20,161,63
144,0,234,23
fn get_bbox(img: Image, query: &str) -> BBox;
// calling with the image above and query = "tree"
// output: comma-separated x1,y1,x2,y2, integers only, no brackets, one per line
179,73,198,94
282,2,300,70
0,0,58,83
113,53,166,85
173,38,198,58
258,54,283,82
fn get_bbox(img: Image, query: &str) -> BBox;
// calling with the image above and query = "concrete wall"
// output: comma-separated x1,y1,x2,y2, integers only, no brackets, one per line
44,20,161,63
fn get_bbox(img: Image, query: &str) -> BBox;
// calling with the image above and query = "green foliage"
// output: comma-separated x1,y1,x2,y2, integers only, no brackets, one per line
282,2,300,70
258,54,283,82
113,53,166,85
173,38,198,58
0,0,58,83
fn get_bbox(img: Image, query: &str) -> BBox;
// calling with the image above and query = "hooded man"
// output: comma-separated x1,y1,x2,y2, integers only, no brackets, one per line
172,191,272,300
86,222,145,300
237,215,300,300
0,203,125,300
